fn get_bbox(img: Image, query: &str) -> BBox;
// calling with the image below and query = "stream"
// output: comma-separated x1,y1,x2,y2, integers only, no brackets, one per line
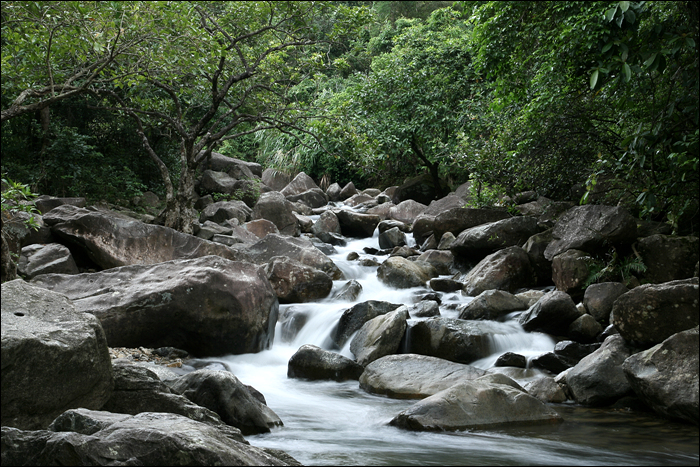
192,221,699,466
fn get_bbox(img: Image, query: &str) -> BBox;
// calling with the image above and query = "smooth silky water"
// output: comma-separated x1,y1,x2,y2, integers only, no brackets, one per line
193,228,699,466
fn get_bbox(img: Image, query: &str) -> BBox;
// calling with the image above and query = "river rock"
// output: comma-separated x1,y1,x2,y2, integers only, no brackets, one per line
524,376,568,403
326,182,342,201
34,196,87,214
339,181,359,200
252,192,300,236
583,282,629,324
518,290,582,336
611,278,699,347
359,354,487,399
637,234,699,284
350,307,409,366
378,227,407,249
1,280,114,430
494,352,527,368
389,375,562,431
377,256,435,288
262,168,291,192
408,300,440,317
17,243,78,279
416,249,455,275
405,317,514,364
430,277,462,293
203,152,262,178
312,210,342,239
566,334,633,406
286,188,328,209
102,362,223,427
544,205,638,260
553,340,601,366
336,209,381,238
551,249,593,300
287,344,364,381
332,279,363,302
389,200,427,225
331,300,403,348
450,216,540,262
43,205,246,268
461,246,536,296
414,207,510,247
264,256,333,303
1,411,296,466
196,220,233,240
457,289,528,321
378,219,412,234
523,229,553,286
247,233,343,280
30,256,278,356
167,369,282,435
199,169,239,195
280,172,320,197
567,314,603,343
244,218,280,239
623,326,699,425
199,199,253,224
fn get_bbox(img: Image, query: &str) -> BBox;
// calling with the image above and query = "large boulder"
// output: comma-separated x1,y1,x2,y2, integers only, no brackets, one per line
551,249,594,300
199,169,239,195
331,300,402,349
412,208,510,247
611,278,699,347
202,152,262,178
30,256,278,357
326,182,342,201
623,327,698,425
392,173,444,206
1,411,296,466
523,229,554,286
287,344,363,381
167,369,283,435
377,256,436,289
34,196,87,214
311,210,342,240
637,234,699,284
336,210,381,238
544,205,637,260
102,363,223,427
457,289,528,321
378,227,407,250
17,243,79,279
199,200,253,225
1,280,113,430
405,317,514,364
518,290,582,336
389,376,562,431
246,234,343,280
350,307,409,366
450,216,540,262
461,246,536,296
261,168,291,192
415,249,454,275
583,282,629,324
43,205,246,269
566,334,633,406
263,256,333,303
358,354,487,399
280,172,320,197
252,192,300,236
285,188,328,209
338,181,359,200
388,200,427,225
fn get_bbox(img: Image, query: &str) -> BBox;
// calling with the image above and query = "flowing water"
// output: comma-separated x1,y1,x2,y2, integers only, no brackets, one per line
191,223,698,466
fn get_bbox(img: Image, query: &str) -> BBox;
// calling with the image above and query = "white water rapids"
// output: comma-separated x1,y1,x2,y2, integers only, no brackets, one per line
189,225,698,466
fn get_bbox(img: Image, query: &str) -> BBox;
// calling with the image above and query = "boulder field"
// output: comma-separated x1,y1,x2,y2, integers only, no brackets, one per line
2,165,698,464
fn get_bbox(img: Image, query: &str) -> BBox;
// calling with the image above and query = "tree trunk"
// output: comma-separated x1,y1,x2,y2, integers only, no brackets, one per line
1,218,18,283
162,141,199,234
411,135,445,199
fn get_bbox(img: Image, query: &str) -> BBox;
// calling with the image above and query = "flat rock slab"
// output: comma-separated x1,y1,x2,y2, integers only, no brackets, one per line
30,256,278,357
389,377,562,431
359,354,487,399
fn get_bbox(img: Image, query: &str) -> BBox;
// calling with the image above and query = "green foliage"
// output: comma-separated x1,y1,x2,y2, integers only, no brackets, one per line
1,176,40,231
583,247,647,287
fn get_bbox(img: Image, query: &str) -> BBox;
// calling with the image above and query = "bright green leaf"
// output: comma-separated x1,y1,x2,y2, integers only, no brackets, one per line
623,63,631,82
590,69,599,89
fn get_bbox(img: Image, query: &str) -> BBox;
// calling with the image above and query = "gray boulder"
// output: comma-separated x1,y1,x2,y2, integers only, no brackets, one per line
524,377,568,403
350,307,409,366
429,277,462,293
518,290,582,336
378,226,407,249
43,205,247,269
199,200,252,225
551,249,593,300
102,363,223,427
338,181,359,200
252,192,300,236
34,196,86,214
416,249,454,275
408,300,441,317
331,300,402,348
195,220,233,240
405,317,514,364
280,172,319,197
523,229,554,286
430,207,511,245
199,169,239,195
637,234,699,284
262,168,291,192
332,279,363,302
202,152,262,178
264,256,333,303
457,289,528,321
287,344,364,381
326,182,342,201
358,354,487,399
244,218,280,239
247,233,343,280
388,200,427,225
311,210,342,240
611,278,699,347
389,376,562,431
30,256,278,356
566,334,633,406
336,210,381,238
461,246,536,296
583,282,629,324
567,314,603,343
450,216,540,261
286,188,328,209
1,280,113,430
167,369,283,435
377,256,436,289
544,205,637,260
623,326,698,425
1,411,296,466
17,243,78,279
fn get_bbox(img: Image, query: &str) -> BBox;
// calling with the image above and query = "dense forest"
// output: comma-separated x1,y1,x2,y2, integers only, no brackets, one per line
2,1,698,234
